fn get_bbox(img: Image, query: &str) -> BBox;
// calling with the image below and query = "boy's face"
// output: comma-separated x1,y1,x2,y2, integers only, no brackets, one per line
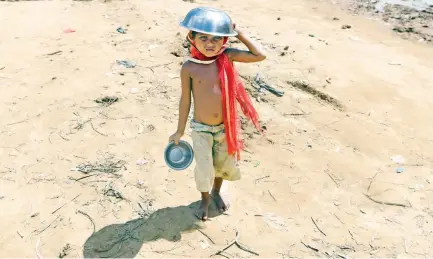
192,32,225,57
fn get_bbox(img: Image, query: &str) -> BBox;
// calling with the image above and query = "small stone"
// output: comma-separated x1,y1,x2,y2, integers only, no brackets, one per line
200,240,210,249
391,155,406,164
136,158,148,165
342,24,352,29
116,27,127,34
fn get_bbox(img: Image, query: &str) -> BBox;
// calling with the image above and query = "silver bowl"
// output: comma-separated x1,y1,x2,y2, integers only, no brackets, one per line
179,7,237,37
164,140,194,171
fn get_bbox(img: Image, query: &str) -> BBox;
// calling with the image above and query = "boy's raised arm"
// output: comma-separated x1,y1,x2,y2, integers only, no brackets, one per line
169,63,191,144
226,25,267,63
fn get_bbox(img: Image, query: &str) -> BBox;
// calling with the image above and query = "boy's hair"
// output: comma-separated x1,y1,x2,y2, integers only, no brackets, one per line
191,31,198,38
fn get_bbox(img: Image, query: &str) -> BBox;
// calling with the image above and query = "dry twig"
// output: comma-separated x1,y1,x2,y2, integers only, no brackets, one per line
52,194,81,214
145,61,175,72
35,215,61,234
71,155,125,175
367,171,380,192
348,229,358,245
364,193,409,208
151,244,180,254
90,121,108,136
197,229,216,244
69,173,100,182
211,230,259,257
300,240,319,252
58,131,70,141
77,210,96,233
58,243,71,258
254,175,270,183
6,118,29,126
46,51,62,56
311,217,326,236
325,170,339,187
333,213,344,224
268,190,277,202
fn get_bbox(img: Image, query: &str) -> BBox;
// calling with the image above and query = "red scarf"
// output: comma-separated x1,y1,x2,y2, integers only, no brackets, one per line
187,35,262,160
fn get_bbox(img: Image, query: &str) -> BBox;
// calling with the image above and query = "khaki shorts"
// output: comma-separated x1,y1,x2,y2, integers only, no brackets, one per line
191,120,241,192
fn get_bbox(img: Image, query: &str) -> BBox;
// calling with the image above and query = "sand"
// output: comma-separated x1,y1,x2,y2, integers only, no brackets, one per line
1,0,433,257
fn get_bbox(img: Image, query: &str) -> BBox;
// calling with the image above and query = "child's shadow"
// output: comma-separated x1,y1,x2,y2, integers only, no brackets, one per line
83,201,221,258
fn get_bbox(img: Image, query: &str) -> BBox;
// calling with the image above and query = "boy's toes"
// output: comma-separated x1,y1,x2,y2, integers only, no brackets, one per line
195,211,208,221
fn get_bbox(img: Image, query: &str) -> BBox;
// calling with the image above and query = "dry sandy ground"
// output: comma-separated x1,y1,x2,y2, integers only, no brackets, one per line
1,0,433,258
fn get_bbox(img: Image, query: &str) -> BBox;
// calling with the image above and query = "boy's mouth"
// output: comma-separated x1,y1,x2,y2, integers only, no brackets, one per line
206,48,215,52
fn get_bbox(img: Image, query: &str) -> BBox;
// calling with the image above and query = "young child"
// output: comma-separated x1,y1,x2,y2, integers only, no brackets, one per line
169,11,266,221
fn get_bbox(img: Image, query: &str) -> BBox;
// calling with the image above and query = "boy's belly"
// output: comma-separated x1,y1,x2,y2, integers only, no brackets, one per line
193,90,224,126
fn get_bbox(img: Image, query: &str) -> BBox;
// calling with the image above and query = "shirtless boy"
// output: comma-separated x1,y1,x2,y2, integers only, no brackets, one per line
169,13,266,221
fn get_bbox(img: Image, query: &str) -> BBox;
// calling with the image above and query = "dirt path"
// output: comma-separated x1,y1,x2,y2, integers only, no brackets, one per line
1,0,432,257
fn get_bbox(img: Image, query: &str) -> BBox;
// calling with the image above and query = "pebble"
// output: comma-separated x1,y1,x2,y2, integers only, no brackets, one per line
391,155,406,164
136,158,149,165
117,60,136,68
116,27,127,34
342,24,352,29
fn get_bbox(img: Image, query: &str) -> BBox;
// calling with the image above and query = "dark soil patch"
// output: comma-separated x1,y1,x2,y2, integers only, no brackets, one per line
287,80,345,110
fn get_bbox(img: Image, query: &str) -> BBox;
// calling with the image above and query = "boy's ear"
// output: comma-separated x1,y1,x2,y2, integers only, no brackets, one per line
188,31,194,39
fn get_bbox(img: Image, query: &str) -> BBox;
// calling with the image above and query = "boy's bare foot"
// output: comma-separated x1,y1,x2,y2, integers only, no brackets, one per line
211,190,230,213
195,194,211,221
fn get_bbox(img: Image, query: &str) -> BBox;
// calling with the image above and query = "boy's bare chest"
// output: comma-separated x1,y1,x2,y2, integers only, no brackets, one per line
189,63,220,86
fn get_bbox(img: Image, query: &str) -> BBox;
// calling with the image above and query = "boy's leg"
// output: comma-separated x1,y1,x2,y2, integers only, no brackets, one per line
212,131,241,212
198,192,211,220
211,177,230,212
191,131,215,221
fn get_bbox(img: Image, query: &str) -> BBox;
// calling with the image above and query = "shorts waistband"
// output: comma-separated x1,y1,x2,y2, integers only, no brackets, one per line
190,120,224,134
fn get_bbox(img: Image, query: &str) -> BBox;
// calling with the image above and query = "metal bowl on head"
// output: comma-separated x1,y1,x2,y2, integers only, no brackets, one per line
164,140,194,171
179,7,237,37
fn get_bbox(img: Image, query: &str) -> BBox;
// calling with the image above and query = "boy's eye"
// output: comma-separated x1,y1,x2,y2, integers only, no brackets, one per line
199,36,222,42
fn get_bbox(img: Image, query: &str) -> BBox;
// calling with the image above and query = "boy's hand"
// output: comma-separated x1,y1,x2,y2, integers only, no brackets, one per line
233,23,244,37
226,23,266,63
169,132,183,145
